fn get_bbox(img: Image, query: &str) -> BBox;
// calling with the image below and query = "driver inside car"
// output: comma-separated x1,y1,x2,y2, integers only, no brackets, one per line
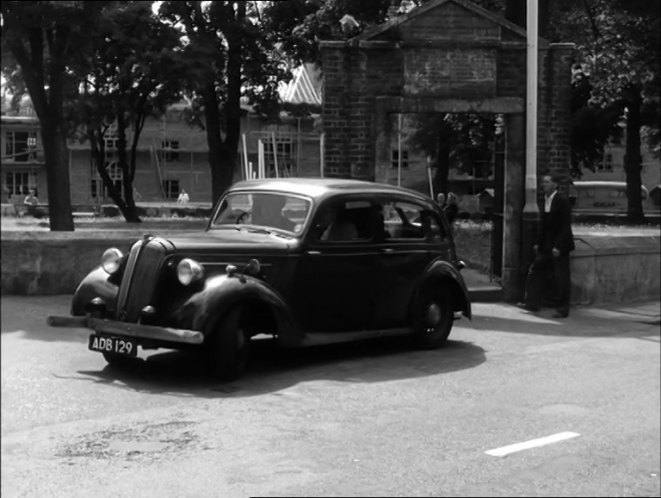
251,194,296,232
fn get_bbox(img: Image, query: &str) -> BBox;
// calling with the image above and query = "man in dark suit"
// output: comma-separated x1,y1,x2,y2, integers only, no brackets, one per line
518,174,575,318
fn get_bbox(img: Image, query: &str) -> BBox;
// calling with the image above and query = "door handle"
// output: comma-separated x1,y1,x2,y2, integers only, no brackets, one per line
305,250,321,255
380,248,395,254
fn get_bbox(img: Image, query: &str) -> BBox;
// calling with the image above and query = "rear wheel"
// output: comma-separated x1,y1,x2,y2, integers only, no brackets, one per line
412,287,454,349
207,307,251,381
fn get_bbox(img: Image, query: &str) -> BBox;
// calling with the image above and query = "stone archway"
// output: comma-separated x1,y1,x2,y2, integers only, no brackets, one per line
319,0,574,300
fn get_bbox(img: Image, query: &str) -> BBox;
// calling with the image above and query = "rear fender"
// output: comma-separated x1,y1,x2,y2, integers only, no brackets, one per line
412,259,472,319
173,274,301,346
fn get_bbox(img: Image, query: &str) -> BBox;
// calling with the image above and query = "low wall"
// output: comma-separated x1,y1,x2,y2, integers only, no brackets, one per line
450,226,660,305
570,235,660,305
1,230,659,304
1,236,135,295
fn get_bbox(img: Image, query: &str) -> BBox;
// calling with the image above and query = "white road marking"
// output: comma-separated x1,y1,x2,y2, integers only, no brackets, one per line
485,431,581,457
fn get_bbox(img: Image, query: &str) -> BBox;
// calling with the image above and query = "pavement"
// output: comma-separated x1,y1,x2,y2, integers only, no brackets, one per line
472,298,661,331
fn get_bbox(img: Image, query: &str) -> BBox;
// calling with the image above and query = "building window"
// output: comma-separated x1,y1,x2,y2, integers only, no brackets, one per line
391,149,409,169
90,160,123,198
91,178,100,199
159,139,180,162
5,171,37,196
5,131,37,162
264,138,293,177
104,136,119,151
600,152,613,171
163,179,180,199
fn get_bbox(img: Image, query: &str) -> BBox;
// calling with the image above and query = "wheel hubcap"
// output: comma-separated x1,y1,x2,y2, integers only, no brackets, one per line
426,303,442,332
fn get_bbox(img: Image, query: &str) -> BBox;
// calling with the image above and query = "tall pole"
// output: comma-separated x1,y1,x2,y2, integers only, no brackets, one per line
525,0,539,214
519,0,540,300
397,113,402,187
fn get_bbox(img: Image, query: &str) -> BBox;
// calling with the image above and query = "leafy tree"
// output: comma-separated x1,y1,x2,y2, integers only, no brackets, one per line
1,1,106,231
568,66,622,175
409,113,498,197
158,1,291,204
73,1,184,223
548,0,660,222
262,0,393,64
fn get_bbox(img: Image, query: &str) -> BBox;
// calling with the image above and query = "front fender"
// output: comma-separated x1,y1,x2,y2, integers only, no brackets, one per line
173,274,301,345
417,259,472,319
71,266,119,316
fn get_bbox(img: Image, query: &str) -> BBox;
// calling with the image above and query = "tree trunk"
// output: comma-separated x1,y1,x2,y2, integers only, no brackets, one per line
203,84,226,205
622,84,645,223
40,121,74,231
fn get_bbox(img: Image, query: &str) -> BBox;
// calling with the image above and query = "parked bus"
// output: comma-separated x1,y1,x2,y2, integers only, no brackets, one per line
569,181,649,214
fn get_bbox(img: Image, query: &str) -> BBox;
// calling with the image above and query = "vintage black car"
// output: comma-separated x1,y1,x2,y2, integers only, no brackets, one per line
48,179,471,380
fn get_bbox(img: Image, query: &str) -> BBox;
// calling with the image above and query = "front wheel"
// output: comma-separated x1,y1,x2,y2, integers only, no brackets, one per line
207,307,251,381
412,287,454,349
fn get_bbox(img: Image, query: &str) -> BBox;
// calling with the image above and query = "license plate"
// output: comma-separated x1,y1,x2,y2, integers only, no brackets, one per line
88,335,138,356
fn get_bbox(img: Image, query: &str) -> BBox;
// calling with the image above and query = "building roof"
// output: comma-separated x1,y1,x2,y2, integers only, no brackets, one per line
280,63,322,107
354,0,532,43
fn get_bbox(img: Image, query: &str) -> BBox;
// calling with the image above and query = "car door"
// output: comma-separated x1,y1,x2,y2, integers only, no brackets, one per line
370,197,452,329
290,197,379,333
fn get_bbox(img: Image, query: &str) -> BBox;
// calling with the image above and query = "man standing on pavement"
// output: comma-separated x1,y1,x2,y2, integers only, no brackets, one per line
518,174,575,318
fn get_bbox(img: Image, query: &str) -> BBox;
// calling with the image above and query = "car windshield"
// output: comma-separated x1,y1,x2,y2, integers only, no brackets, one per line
210,192,311,235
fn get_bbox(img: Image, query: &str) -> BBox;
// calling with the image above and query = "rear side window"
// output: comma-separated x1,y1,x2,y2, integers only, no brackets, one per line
313,200,374,243
382,200,446,241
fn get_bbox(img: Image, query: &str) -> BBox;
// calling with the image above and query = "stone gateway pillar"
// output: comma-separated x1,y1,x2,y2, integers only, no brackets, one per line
320,0,574,301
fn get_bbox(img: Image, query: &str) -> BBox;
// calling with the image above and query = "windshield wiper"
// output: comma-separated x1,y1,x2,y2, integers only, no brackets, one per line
244,227,273,234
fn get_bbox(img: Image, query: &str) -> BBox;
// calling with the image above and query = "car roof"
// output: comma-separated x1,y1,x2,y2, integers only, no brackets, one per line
571,180,648,193
228,178,434,204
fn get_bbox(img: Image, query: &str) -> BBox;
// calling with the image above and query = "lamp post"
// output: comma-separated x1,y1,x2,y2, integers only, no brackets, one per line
521,0,540,299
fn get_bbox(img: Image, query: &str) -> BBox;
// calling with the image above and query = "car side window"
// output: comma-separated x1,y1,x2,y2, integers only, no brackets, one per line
382,201,447,242
310,200,376,243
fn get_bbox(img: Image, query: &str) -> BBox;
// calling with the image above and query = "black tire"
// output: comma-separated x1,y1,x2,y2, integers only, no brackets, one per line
412,287,454,349
207,307,251,381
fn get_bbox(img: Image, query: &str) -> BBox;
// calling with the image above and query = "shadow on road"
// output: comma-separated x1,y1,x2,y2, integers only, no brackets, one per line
75,336,486,398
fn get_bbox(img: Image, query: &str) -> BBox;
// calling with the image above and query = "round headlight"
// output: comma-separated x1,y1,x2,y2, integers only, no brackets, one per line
101,248,124,274
177,258,204,286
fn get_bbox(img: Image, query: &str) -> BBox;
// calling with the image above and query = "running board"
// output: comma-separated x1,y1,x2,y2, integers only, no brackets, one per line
300,328,411,347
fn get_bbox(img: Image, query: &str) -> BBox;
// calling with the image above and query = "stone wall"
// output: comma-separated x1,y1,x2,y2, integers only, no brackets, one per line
453,226,661,304
1,236,135,295
2,230,658,305
570,235,661,304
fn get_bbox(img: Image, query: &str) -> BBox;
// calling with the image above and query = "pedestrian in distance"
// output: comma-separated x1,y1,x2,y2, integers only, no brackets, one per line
177,189,190,204
444,192,459,224
23,188,38,207
518,174,575,318
23,188,42,218
132,187,142,202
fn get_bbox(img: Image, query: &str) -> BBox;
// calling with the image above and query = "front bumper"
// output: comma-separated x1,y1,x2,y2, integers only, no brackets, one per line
47,315,204,345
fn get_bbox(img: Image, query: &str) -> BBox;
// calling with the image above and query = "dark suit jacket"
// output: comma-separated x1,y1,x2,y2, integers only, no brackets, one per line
536,192,575,256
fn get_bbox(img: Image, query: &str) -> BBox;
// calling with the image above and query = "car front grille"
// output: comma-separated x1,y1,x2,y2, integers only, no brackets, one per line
116,237,172,322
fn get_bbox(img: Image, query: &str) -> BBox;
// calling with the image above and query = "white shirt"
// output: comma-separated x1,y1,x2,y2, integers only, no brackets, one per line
544,190,557,213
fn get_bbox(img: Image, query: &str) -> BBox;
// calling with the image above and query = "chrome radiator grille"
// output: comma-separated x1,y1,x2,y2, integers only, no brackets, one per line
116,238,170,322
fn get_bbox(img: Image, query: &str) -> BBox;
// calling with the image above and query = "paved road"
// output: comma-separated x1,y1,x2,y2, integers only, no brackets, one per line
2,296,659,497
